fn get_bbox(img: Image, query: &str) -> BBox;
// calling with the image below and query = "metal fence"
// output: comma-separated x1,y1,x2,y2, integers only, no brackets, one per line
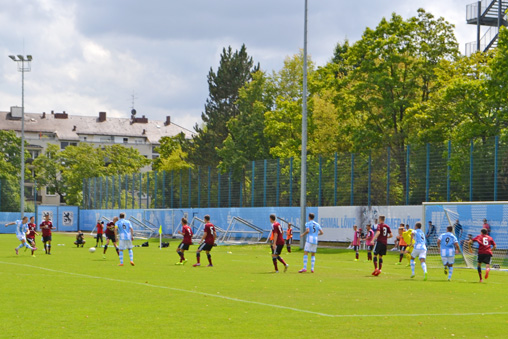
81,136,508,210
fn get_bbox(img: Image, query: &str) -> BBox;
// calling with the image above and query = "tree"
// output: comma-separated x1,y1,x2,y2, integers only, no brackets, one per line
189,44,259,166
217,70,275,175
153,133,192,172
331,9,459,198
264,50,315,159
0,130,27,211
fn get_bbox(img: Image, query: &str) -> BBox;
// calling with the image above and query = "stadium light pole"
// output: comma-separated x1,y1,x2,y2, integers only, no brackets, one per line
8,54,32,219
300,0,308,249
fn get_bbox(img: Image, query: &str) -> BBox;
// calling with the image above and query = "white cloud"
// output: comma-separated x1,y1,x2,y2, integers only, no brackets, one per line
0,0,481,131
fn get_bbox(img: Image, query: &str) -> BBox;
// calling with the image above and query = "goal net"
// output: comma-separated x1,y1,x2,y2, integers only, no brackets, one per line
423,202,508,270
220,216,267,245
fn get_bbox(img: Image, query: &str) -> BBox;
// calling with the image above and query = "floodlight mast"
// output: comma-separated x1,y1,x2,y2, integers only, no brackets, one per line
8,54,32,219
300,0,308,249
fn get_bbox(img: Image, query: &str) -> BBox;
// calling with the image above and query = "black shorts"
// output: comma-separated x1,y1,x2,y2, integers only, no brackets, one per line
286,238,293,245
96,233,103,241
43,236,52,242
198,242,213,252
272,244,284,255
27,237,36,245
178,243,190,251
373,242,387,256
106,233,116,241
367,245,373,251
353,245,359,251
478,253,492,265
399,245,407,251
75,239,85,244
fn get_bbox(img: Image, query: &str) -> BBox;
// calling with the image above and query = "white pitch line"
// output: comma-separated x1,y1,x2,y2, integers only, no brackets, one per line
1,261,508,318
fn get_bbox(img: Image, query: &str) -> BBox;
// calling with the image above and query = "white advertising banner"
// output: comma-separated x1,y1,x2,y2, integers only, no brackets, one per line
317,206,422,243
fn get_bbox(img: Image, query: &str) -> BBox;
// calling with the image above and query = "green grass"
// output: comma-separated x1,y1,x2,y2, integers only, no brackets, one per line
2,233,508,338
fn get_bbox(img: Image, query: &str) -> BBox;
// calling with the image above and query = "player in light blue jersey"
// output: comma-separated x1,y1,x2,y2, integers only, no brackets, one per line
114,213,134,266
299,213,324,273
5,216,37,256
437,226,460,281
409,222,428,281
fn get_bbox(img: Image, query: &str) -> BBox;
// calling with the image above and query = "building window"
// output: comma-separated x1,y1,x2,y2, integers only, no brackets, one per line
29,150,40,160
123,137,128,144
46,186,57,196
60,142,69,149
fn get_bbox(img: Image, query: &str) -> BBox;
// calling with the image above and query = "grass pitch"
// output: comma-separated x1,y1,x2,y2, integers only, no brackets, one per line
2,233,508,338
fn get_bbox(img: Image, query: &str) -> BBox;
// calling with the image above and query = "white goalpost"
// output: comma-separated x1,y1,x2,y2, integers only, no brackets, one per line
422,202,508,270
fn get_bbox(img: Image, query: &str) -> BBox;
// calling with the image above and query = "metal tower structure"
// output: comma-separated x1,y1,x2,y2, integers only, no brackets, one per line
466,0,508,55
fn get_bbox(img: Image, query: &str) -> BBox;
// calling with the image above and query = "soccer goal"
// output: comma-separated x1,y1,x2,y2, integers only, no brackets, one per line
219,216,266,244
422,202,508,270
128,216,158,239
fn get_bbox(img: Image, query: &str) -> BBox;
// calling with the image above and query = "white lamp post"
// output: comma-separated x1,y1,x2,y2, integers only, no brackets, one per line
8,54,32,218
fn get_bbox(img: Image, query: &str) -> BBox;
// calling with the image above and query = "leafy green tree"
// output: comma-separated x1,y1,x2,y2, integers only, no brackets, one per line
0,130,27,211
189,44,259,166
217,70,275,175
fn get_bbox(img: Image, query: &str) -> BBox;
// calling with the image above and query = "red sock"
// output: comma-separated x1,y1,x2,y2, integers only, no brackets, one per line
379,258,383,270
272,258,278,271
374,257,378,269
277,256,287,266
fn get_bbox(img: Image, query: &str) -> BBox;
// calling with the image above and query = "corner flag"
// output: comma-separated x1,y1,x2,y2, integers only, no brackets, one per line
159,225,162,250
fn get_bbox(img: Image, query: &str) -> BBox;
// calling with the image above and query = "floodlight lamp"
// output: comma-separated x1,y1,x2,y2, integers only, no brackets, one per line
27,55,32,61
8,55,16,61
17,55,25,61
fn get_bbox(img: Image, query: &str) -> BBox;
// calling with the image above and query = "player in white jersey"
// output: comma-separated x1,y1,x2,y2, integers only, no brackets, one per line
299,213,324,273
5,216,37,255
437,226,460,281
114,212,135,266
409,222,428,281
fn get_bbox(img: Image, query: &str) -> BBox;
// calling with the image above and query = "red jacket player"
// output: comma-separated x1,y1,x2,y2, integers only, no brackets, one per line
469,229,496,282
176,218,193,265
193,215,217,267
104,217,119,257
40,214,55,254
270,214,289,273
95,221,104,248
27,216,38,256
371,215,393,276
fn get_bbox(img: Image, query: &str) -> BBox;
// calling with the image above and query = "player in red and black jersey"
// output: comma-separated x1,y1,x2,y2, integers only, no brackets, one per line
103,217,119,257
40,214,55,254
176,218,193,265
26,216,38,256
270,214,289,273
193,215,217,267
468,228,496,282
371,215,392,276
95,221,104,248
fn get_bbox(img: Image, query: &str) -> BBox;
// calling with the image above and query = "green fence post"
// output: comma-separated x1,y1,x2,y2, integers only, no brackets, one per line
105,177,109,209
289,157,293,207
179,170,182,209
319,156,322,206
198,167,201,208
470,140,473,201
138,173,142,208
124,174,128,209
368,151,372,207
447,140,451,202
334,152,337,206
207,167,211,208
111,176,115,209
425,143,430,202
154,171,158,209
171,171,174,209
406,145,410,205
118,175,122,209
132,173,135,209
146,172,149,209
387,147,391,205
93,177,97,210
276,158,280,207
263,159,267,207
495,136,499,201
99,177,103,209
251,161,255,207
228,170,232,208
350,153,354,206
188,168,192,208
218,171,221,208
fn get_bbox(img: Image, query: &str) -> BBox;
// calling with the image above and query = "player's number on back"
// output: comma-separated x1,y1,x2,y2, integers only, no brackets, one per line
445,237,450,245
312,225,316,232
382,228,387,236
483,238,489,246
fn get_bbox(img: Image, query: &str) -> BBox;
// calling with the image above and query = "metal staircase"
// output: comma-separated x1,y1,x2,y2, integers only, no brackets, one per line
466,0,508,55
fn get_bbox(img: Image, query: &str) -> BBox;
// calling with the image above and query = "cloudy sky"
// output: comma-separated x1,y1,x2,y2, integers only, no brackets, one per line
0,0,478,131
